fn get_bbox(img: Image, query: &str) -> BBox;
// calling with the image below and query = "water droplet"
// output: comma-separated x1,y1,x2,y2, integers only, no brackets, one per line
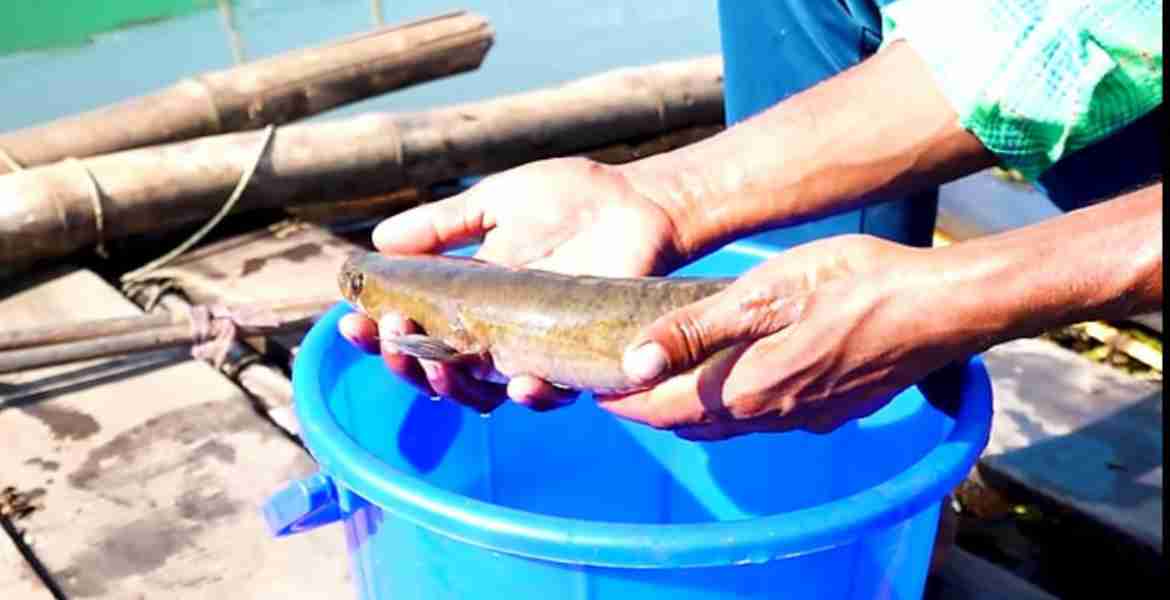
430,395,442,402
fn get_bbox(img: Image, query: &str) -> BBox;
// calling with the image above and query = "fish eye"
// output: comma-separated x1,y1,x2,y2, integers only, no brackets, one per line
348,271,364,298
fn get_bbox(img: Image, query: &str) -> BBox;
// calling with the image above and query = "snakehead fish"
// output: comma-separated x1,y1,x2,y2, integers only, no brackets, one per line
338,252,734,394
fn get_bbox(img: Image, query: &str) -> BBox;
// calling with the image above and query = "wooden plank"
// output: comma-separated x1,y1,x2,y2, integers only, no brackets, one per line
0,520,54,600
0,268,352,598
1130,313,1164,334
936,170,1061,241
158,219,358,358
925,549,1058,600
152,219,354,307
979,338,1163,553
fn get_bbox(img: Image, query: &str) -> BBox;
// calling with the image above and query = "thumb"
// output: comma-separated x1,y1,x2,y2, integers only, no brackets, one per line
372,192,489,255
621,287,803,385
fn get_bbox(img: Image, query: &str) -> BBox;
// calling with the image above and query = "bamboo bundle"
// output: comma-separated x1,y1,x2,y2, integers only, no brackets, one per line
0,55,725,274
286,123,726,226
0,11,494,173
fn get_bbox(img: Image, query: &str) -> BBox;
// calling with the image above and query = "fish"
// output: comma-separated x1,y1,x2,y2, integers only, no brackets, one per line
338,251,735,394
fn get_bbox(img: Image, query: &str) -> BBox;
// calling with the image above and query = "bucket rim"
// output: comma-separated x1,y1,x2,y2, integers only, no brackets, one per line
292,242,993,569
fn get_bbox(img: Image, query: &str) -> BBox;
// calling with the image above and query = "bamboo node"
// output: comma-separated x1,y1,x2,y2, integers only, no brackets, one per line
65,157,110,259
179,76,225,133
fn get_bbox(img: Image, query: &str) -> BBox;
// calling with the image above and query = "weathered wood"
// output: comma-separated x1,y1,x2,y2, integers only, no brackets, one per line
936,170,1061,241
145,220,355,308
1130,313,1163,333
583,123,725,165
0,298,332,374
979,338,1163,553
0,56,725,275
1,518,55,599
285,124,727,228
121,287,304,439
142,221,363,362
0,11,494,174
925,549,1058,600
0,311,177,352
0,269,352,597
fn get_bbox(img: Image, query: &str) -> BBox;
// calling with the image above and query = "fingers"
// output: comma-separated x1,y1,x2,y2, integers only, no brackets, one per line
621,285,803,386
507,376,577,412
423,361,508,414
674,412,806,441
372,191,490,255
378,313,438,397
339,313,380,354
373,311,571,415
596,366,714,430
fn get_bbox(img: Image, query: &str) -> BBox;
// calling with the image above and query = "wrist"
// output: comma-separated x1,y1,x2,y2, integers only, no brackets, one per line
927,185,1163,352
620,42,996,262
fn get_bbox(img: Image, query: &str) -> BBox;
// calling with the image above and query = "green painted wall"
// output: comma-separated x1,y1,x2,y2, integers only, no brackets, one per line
0,1,215,55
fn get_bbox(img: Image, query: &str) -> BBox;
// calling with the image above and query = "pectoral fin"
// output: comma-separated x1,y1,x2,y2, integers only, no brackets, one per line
381,334,467,362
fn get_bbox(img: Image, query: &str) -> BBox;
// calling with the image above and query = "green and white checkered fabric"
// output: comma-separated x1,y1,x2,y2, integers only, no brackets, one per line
880,0,1163,180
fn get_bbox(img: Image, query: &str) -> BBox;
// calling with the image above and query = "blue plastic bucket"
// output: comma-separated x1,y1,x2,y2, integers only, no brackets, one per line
264,241,993,599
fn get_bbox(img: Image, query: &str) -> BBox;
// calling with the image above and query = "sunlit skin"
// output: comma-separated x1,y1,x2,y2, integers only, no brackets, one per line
339,41,1163,439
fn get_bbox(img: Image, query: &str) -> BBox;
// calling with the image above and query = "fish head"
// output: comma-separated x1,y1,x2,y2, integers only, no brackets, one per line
337,252,367,306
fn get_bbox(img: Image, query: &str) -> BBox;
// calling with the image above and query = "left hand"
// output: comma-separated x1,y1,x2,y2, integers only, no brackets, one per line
596,234,976,440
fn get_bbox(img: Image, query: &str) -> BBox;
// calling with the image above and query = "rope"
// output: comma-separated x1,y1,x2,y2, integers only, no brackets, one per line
121,124,276,284
64,158,110,259
186,302,282,368
0,147,22,172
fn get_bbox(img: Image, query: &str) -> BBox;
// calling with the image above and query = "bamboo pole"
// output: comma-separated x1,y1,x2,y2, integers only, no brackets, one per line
0,10,494,173
0,56,724,275
138,288,303,437
0,298,334,375
0,312,177,351
0,297,333,351
287,123,726,226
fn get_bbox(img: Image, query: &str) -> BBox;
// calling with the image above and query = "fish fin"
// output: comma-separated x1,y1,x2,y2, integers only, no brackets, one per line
382,334,467,362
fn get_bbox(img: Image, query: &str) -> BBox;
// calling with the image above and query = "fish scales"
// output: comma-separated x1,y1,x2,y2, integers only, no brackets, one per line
339,252,733,393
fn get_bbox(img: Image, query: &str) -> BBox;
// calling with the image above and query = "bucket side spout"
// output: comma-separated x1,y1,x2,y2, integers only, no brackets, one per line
263,472,342,537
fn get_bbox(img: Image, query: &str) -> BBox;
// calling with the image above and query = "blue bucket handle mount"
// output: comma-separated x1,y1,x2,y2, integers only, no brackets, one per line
263,472,342,537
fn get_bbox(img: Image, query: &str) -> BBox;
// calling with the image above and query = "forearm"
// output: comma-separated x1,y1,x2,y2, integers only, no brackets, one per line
933,182,1163,353
622,41,996,259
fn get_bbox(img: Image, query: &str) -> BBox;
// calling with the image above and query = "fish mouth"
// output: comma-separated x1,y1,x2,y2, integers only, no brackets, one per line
337,251,368,305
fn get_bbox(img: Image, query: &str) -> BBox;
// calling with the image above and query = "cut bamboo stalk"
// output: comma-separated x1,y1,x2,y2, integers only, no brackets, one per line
287,123,725,226
0,298,335,374
0,312,178,351
0,55,725,275
0,297,334,351
0,10,494,174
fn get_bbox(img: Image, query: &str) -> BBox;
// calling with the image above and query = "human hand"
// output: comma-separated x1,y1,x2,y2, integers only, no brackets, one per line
596,234,977,440
339,157,686,413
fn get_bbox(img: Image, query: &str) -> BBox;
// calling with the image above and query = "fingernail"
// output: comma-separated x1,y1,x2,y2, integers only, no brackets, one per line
378,313,407,337
623,342,667,383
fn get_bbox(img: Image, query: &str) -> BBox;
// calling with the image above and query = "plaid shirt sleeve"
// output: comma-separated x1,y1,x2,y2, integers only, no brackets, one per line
879,0,1163,180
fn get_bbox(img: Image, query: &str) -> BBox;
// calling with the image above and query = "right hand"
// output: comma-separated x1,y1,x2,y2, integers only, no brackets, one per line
338,157,686,413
